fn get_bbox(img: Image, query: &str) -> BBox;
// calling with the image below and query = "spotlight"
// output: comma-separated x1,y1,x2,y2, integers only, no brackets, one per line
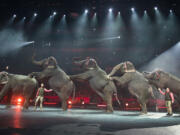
94,12,97,15
34,13,37,16
85,9,88,13
53,12,57,15
63,14,66,17
170,9,173,13
131,7,135,12
117,36,120,39
154,7,158,10
144,10,147,14
118,11,120,14
13,14,16,18
109,8,112,12
23,17,26,20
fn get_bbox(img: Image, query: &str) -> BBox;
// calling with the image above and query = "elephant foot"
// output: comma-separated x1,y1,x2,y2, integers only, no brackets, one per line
62,105,68,111
5,105,11,109
23,104,29,110
106,105,113,113
62,108,68,111
22,107,29,111
62,102,68,111
106,109,113,113
140,111,147,115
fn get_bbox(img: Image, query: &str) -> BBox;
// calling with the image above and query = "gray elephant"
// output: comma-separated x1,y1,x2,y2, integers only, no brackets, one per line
0,71,38,109
70,57,120,113
108,61,154,114
143,70,180,104
30,55,75,111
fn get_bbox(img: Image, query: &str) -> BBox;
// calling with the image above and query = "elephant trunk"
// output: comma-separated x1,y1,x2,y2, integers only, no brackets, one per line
32,54,43,66
142,72,152,79
73,61,82,66
73,59,86,67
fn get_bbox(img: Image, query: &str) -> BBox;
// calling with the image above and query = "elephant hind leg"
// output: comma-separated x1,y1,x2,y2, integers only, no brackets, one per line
106,97,113,113
56,91,68,111
103,87,114,113
6,91,13,109
60,95,68,111
141,103,147,114
23,91,33,110
23,96,30,110
138,99,148,114
0,85,10,101
62,99,68,111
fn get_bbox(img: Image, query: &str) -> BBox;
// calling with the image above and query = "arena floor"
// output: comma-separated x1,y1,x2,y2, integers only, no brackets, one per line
0,105,180,135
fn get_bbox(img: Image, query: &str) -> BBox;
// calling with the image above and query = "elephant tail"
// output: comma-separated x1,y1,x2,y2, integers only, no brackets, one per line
114,93,121,107
72,84,76,102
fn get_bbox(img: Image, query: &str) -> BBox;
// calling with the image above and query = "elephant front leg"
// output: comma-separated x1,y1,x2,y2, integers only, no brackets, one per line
70,72,91,80
29,72,47,80
111,76,129,86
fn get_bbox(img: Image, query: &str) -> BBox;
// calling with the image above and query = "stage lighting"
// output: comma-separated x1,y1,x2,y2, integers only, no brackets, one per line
131,8,135,12
154,7,158,10
144,10,147,14
109,8,112,12
170,10,173,13
117,36,120,39
63,14,66,17
13,14,16,18
94,12,97,15
34,13,37,16
118,11,120,14
23,17,26,20
85,9,88,13
53,12,57,15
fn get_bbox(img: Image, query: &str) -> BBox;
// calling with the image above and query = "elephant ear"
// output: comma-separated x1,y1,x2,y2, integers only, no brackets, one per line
126,61,135,70
123,61,135,72
154,71,161,80
85,58,97,69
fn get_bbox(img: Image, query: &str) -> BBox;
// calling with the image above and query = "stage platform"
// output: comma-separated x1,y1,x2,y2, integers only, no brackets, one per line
0,105,180,135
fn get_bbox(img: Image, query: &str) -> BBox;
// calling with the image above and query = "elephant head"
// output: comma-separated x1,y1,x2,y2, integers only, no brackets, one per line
73,57,98,70
143,70,162,80
143,70,166,88
0,72,9,84
118,61,136,74
32,54,58,69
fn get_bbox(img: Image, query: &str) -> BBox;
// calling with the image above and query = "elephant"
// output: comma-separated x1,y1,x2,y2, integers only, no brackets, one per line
70,57,121,113
108,61,155,114
30,55,75,111
143,69,180,104
0,71,38,109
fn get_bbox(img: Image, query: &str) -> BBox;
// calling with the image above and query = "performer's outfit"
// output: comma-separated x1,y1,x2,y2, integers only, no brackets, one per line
159,89,174,116
34,87,52,110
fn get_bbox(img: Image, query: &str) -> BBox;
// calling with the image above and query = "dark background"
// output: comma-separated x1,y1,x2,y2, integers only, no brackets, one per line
0,0,179,75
